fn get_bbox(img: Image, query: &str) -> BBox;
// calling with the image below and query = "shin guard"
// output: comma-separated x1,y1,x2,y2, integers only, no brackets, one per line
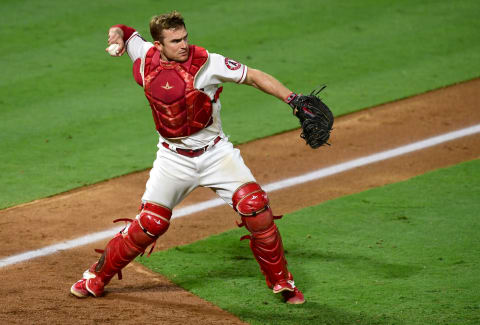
84,202,171,297
243,213,294,293
233,182,294,293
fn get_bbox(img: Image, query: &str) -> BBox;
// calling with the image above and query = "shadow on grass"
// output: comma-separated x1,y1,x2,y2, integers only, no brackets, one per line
152,241,423,287
287,248,424,279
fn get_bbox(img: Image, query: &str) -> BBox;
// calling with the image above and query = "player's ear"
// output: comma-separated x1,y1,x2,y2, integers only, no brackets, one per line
154,40,163,51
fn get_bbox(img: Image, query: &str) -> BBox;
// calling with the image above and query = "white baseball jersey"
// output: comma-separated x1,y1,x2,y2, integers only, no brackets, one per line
125,32,248,149
123,32,256,209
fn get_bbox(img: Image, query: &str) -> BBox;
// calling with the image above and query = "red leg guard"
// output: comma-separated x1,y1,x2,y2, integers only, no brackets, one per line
82,202,171,297
233,183,295,294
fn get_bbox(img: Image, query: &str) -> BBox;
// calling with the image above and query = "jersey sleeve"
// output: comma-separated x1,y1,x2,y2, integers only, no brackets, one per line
125,32,154,63
198,53,248,86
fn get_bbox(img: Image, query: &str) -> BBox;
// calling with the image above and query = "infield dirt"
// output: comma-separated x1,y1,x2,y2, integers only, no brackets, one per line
1,79,479,324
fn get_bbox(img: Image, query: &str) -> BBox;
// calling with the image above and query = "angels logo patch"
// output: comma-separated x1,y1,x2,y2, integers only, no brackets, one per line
224,58,242,71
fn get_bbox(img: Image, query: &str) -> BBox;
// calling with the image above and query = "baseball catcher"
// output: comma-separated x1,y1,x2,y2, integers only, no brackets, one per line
285,86,334,148
71,11,313,305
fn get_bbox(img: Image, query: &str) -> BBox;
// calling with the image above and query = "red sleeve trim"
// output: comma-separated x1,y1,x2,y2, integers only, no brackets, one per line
112,24,136,42
237,65,246,84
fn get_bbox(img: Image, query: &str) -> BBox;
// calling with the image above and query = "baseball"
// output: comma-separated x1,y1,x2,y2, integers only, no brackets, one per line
107,43,120,56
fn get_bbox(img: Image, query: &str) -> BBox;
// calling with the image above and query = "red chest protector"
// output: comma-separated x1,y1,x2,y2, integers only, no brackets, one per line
143,45,213,138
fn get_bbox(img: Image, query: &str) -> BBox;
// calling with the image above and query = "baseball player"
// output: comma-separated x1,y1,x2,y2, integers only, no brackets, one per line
70,11,306,304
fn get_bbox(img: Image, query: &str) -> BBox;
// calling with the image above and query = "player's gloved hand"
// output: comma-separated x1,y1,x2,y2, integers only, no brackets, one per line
106,27,126,56
285,86,334,149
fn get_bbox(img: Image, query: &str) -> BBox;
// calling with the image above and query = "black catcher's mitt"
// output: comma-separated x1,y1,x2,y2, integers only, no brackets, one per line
286,86,334,149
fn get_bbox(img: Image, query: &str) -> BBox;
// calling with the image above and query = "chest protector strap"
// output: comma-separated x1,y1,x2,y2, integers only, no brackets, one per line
143,45,214,138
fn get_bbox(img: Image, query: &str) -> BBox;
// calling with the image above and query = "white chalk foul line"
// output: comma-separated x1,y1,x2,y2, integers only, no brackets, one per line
0,227,123,269
1,124,479,268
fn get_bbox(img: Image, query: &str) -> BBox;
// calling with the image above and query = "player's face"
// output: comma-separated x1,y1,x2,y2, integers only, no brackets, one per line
156,27,189,62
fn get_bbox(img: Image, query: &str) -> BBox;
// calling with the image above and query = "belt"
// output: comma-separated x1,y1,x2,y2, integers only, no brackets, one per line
162,136,222,158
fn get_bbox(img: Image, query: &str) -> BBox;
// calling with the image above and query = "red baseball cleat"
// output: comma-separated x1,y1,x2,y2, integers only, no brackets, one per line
70,279,89,298
84,275,105,297
70,270,105,298
272,279,295,294
282,287,305,304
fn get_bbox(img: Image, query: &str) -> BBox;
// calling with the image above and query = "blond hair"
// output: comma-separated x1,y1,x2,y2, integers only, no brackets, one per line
150,11,186,42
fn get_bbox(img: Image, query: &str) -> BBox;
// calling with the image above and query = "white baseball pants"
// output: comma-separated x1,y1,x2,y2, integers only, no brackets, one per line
142,137,256,209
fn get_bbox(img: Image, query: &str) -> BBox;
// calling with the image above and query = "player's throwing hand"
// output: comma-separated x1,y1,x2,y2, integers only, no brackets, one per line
105,27,125,56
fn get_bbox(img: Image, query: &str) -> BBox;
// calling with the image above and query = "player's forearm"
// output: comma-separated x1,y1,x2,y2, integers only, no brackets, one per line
111,24,136,41
243,68,292,102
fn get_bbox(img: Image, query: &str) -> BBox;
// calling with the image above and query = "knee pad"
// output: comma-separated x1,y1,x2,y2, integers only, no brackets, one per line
138,202,172,237
233,182,273,232
233,182,269,216
128,202,172,246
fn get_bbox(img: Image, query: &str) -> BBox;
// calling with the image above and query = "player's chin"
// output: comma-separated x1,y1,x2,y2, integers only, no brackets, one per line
177,52,189,62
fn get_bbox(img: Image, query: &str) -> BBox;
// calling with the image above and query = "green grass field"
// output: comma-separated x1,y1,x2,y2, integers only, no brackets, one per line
1,0,480,209
139,159,480,325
